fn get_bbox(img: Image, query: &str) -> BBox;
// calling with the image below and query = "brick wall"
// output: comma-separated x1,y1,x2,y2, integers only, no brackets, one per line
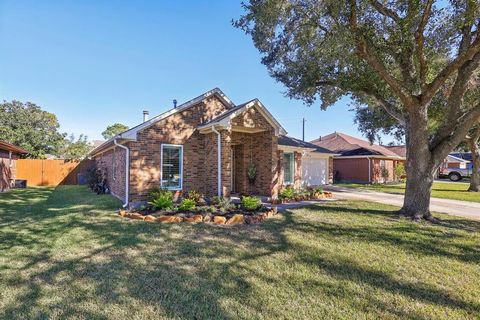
128,95,232,202
95,147,126,201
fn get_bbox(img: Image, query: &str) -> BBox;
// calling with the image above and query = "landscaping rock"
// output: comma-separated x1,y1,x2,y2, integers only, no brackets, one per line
203,215,212,223
143,215,157,222
174,216,184,222
213,216,227,224
184,215,203,223
158,215,177,223
127,213,144,220
226,214,244,225
119,209,128,217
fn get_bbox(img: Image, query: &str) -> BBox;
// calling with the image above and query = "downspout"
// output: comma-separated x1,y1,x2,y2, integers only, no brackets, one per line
211,126,222,197
367,157,372,184
114,138,130,208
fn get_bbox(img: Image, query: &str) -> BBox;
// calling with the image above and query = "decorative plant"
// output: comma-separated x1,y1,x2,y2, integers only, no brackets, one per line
178,198,196,211
241,196,261,211
309,186,323,198
148,190,173,210
210,196,221,205
247,163,257,184
279,186,295,200
394,163,406,182
185,189,203,204
217,197,236,212
381,167,390,184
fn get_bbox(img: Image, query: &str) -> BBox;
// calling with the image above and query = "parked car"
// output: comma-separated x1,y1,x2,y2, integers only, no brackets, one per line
438,167,472,181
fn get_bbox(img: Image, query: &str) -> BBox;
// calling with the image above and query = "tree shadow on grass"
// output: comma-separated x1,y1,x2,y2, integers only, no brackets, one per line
1,187,479,319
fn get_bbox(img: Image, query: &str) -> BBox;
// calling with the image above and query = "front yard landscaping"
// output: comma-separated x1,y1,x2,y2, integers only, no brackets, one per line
336,181,480,203
1,186,479,319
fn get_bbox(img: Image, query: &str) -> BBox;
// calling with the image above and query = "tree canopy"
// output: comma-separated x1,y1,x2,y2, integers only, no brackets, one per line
235,0,480,219
58,134,93,160
0,100,66,158
102,123,129,140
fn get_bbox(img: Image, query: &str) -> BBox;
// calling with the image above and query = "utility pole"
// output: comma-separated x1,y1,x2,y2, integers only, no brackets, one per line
302,117,306,141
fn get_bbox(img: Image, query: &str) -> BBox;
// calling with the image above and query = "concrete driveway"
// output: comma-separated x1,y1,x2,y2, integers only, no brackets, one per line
324,185,480,221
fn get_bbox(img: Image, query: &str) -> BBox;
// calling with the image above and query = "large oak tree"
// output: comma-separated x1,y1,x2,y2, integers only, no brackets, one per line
235,0,480,219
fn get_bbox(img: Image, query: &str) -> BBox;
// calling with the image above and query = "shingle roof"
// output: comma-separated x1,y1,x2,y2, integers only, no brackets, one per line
310,132,404,158
0,140,28,154
278,135,336,154
384,145,407,157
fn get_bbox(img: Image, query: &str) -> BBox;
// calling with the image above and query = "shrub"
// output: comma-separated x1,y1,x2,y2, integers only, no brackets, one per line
148,189,173,210
185,189,203,204
381,167,390,184
394,163,406,181
217,197,236,212
178,198,196,211
308,186,323,198
279,186,295,200
147,187,167,202
210,196,221,205
241,196,261,211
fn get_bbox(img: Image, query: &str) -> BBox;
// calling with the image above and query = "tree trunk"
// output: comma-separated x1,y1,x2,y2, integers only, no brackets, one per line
399,111,436,220
468,130,480,192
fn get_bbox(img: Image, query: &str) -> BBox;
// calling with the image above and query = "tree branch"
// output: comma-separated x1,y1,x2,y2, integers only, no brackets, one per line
349,0,415,109
423,36,480,104
431,103,480,164
415,0,433,88
368,0,400,23
358,87,406,125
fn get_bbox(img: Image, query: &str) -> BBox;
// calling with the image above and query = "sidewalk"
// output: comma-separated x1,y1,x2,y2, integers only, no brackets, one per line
324,185,480,221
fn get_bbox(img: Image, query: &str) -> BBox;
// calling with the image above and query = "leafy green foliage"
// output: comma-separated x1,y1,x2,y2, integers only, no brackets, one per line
241,196,261,211
216,197,236,212
0,100,66,158
279,186,295,200
247,163,257,182
58,134,92,160
178,198,196,211
102,123,129,140
147,188,173,210
185,189,202,204
394,163,406,181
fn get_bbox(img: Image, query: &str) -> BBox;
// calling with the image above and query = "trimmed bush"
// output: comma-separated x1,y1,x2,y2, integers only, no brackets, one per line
185,189,203,204
178,198,196,211
279,186,295,200
148,190,173,210
241,196,261,211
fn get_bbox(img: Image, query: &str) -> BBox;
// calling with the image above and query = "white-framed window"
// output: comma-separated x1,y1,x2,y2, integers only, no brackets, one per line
161,144,183,190
283,152,295,185
380,160,386,169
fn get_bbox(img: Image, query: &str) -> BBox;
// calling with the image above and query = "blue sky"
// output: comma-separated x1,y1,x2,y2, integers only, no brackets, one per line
0,0,393,143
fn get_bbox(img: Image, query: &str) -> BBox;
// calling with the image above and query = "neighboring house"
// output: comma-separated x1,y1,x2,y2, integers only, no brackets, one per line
0,141,28,192
90,88,336,206
310,132,406,184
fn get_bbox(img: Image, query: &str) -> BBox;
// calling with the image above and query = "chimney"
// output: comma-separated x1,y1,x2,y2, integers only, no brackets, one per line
143,110,149,122
173,99,177,108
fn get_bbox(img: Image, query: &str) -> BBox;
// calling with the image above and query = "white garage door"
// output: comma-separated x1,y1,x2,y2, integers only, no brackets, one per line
302,156,328,186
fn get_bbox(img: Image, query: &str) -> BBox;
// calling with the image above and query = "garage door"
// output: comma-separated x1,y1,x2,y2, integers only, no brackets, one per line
302,156,328,186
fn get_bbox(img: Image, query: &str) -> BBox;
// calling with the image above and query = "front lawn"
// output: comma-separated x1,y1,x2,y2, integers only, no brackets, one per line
1,186,479,319
336,181,480,203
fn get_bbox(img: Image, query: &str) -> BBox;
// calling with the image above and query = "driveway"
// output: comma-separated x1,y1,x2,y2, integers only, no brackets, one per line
324,185,480,221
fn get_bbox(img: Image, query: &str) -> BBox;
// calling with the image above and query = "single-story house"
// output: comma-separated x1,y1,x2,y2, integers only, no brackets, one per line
90,88,335,206
310,132,406,183
0,140,28,192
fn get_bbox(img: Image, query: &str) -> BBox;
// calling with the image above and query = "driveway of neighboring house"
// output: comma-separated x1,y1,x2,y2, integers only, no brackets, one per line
324,185,480,221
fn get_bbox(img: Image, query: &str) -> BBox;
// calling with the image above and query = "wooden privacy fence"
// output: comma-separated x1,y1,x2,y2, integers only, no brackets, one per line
16,159,94,186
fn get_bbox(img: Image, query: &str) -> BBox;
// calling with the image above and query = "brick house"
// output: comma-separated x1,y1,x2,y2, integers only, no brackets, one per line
0,140,28,192
310,132,406,184
90,88,335,206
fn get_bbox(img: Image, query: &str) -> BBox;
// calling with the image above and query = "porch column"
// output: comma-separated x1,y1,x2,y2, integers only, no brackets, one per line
294,151,302,189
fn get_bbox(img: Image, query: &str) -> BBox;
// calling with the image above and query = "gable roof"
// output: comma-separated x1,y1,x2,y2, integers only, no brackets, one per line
0,140,28,154
278,135,336,154
383,145,407,157
197,99,287,136
310,132,404,158
90,88,236,155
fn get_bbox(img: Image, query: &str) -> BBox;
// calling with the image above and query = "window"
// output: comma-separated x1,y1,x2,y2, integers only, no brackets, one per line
161,144,183,190
380,160,386,169
283,153,295,185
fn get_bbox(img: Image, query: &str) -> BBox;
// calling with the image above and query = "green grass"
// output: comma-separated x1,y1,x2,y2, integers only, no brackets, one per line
336,182,480,203
1,186,479,319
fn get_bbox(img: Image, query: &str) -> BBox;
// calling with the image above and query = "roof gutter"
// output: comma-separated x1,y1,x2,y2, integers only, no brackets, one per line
114,138,130,208
211,126,222,197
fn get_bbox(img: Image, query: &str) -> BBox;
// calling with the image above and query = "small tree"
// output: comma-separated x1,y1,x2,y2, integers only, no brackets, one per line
394,163,406,182
102,123,129,140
